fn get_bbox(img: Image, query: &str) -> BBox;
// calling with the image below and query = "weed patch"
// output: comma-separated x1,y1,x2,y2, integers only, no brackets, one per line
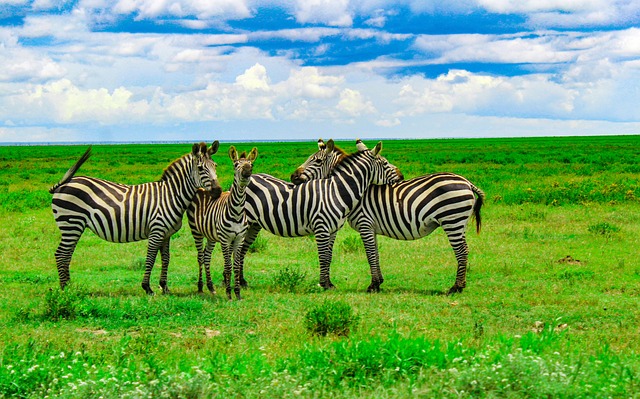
248,235,268,253
41,286,88,321
588,222,620,236
271,266,308,293
340,233,362,254
304,300,359,337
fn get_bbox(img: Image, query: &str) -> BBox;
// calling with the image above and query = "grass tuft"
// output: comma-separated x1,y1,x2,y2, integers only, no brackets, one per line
271,266,308,293
304,300,359,337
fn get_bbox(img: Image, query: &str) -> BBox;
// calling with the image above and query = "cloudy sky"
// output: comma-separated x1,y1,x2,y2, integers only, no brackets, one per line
1,0,640,143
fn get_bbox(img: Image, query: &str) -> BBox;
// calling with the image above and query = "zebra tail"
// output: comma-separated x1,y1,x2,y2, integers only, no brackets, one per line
49,146,92,194
471,184,485,234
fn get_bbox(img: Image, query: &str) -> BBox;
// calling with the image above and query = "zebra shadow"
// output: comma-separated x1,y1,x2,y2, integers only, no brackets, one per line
374,287,448,296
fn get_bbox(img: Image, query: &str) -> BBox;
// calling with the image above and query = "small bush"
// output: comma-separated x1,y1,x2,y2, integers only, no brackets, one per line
248,235,268,253
42,286,87,321
272,266,307,293
340,233,362,253
588,222,620,236
304,300,359,337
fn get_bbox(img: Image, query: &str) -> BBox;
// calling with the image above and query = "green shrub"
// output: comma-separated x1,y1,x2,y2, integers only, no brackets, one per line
304,300,359,337
340,233,362,254
588,222,620,236
42,286,87,321
248,235,268,253
272,266,307,293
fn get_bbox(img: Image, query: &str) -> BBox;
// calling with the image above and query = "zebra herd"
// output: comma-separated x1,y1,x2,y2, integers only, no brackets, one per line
49,139,484,299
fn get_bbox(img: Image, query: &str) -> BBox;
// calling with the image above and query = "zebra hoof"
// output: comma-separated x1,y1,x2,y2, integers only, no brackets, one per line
320,282,336,290
142,282,154,296
447,285,464,295
239,279,248,288
366,284,381,293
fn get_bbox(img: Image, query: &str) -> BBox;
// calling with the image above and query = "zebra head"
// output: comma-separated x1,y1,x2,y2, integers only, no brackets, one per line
356,139,404,185
229,146,258,187
290,138,345,185
192,141,222,196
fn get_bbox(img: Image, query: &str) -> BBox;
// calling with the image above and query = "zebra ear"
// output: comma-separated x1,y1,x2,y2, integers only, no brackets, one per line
325,139,335,153
356,139,367,152
228,146,238,162
208,140,220,156
192,143,200,155
248,147,258,162
372,141,383,156
317,138,325,150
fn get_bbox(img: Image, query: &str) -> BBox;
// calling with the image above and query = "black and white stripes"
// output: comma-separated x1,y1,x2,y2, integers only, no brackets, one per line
235,140,403,290
187,146,258,300
292,139,485,294
49,142,221,295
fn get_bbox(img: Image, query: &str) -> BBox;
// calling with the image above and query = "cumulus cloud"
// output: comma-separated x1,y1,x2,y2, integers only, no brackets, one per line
293,0,353,26
337,88,375,116
235,63,271,90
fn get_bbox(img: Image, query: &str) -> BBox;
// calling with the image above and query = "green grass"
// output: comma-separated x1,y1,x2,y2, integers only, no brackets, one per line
0,136,639,398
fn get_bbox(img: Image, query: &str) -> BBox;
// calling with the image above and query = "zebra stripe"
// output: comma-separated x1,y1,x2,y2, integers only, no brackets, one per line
291,139,485,295
187,146,258,300
50,142,221,295
235,141,403,290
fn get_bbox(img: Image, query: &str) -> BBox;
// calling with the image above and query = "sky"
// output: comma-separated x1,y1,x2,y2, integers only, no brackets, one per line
1,0,640,143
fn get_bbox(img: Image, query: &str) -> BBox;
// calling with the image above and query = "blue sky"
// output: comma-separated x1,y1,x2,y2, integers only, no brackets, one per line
1,0,639,143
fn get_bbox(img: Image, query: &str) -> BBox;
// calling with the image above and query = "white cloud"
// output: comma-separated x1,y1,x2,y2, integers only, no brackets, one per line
476,0,640,27
112,0,252,19
337,88,375,116
235,63,271,90
293,0,353,26
279,67,344,99
375,117,401,127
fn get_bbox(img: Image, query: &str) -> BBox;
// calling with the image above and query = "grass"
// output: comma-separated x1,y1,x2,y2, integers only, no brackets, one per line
0,136,639,398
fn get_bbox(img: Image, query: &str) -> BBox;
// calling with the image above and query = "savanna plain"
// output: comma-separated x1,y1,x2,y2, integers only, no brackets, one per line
0,136,639,398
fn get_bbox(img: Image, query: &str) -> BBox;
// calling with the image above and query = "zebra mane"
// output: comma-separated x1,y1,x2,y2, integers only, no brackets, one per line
160,152,191,182
330,145,348,161
326,148,366,178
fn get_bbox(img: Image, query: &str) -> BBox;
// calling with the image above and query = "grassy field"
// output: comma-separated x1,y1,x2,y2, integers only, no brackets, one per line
0,136,639,398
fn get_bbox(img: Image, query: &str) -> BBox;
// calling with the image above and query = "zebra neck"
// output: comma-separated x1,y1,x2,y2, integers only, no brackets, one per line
329,153,373,211
160,156,199,209
225,182,247,221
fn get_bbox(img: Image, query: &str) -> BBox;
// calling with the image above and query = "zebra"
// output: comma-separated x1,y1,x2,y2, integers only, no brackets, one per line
290,139,485,295
233,140,403,291
187,146,258,300
49,142,221,295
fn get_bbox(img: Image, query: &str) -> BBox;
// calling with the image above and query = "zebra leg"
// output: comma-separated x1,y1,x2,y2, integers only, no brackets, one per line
235,223,262,287
358,227,383,293
54,231,82,290
221,245,233,300
233,250,243,301
315,230,337,290
193,232,205,292
141,235,163,295
203,240,216,294
159,237,171,294
445,230,470,295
